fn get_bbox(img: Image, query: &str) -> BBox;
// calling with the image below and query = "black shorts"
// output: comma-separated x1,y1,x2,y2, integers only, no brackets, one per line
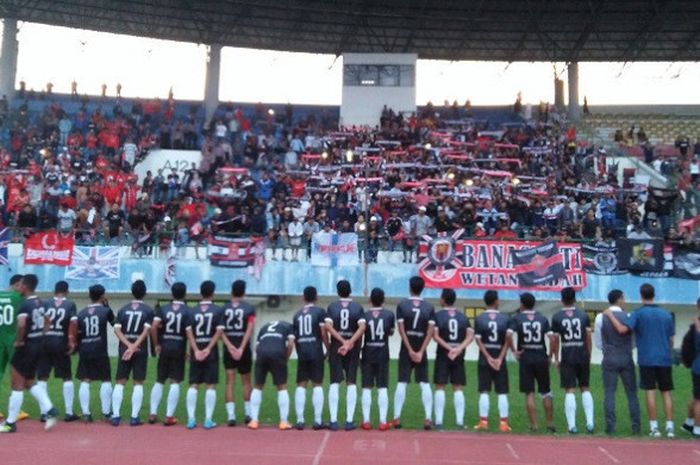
434,352,466,386
116,351,148,382
477,364,509,394
37,351,72,380
398,349,428,383
520,361,551,394
254,356,288,386
329,345,360,384
639,366,674,391
560,362,590,389
10,345,41,379
296,358,324,384
362,358,389,388
157,353,185,383
223,347,253,374
693,374,700,401
189,354,219,385
77,357,112,382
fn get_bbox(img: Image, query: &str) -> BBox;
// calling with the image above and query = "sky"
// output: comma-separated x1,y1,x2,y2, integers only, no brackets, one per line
4,21,700,105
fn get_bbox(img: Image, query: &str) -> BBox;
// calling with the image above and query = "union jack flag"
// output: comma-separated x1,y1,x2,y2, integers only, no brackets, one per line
0,228,9,266
65,246,120,280
164,244,177,288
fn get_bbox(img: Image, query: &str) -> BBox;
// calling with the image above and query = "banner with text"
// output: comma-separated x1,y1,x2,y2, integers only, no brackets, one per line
24,232,74,266
311,232,359,267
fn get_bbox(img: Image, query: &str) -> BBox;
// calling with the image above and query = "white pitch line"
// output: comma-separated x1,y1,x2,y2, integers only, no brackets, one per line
693,449,700,457
598,446,621,464
414,439,421,456
312,431,331,465
506,443,520,460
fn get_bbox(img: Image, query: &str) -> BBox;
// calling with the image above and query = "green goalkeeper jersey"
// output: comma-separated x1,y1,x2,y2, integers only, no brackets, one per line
0,291,22,343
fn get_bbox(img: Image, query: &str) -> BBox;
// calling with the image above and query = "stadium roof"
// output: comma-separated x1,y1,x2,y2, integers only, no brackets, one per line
3,0,700,62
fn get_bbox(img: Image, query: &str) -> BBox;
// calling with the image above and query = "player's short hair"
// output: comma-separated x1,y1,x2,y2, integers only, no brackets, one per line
171,282,186,300
370,287,385,307
131,280,146,299
54,281,69,294
441,288,456,306
561,287,576,306
697,297,700,308
232,280,246,298
337,280,351,298
409,276,425,296
89,284,106,302
640,283,655,300
520,292,536,310
9,274,22,286
21,274,38,292
303,286,317,303
483,290,499,307
608,289,624,305
200,280,216,298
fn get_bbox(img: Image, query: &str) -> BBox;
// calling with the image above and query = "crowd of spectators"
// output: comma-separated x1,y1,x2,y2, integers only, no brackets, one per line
0,93,698,262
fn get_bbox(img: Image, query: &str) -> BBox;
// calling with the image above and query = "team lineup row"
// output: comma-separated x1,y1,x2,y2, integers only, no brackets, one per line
0,274,685,438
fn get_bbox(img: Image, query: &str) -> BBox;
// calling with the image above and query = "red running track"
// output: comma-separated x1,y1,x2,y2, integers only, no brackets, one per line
2,421,700,465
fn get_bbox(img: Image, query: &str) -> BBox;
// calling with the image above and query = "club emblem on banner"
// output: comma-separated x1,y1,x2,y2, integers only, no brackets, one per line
418,229,464,283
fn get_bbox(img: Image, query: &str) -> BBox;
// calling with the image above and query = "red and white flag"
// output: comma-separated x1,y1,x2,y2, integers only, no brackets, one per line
24,232,74,266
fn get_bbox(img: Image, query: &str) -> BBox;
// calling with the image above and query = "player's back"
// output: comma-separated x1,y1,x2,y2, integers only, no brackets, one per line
326,298,365,341
43,296,77,353
363,308,394,360
77,303,114,359
256,320,293,359
396,297,435,349
18,296,46,346
510,311,550,362
190,300,223,349
293,304,326,360
115,301,154,346
552,307,590,364
435,309,470,351
156,300,191,356
0,291,21,341
222,299,256,345
474,310,509,362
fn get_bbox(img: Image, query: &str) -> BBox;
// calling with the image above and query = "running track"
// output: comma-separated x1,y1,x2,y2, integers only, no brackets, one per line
3,421,700,465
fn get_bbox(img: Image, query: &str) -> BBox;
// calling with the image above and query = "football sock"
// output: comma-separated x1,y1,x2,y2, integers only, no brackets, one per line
111,384,124,417
650,420,658,431
244,401,251,418
694,425,700,435
278,390,290,423
312,386,324,424
100,382,112,416
63,381,75,416
250,389,262,421
166,384,180,417
204,389,216,422
150,382,163,415
565,393,576,430
226,402,235,421
79,382,91,415
434,389,445,425
328,383,340,423
186,387,197,421
393,382,406,420
362,388,372,423
346,385,358,424
378,388,388,424
685,417,695,427
498,394,509,420
131,385,144,419
7,390,23,423
295,386,306,423
420,382,433,421
36,381,49,414
478,393,489,419
666,420,674,431
581,391,594,427
30,384,53,414
454,390,465,425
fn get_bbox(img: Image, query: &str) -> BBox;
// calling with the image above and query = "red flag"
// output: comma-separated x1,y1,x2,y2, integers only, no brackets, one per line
23,232,74,266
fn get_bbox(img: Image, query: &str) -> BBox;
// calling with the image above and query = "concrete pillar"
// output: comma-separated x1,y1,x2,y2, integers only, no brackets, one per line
204,43,222,125
567,62,580,122
554,77,565,110
0,18,19,103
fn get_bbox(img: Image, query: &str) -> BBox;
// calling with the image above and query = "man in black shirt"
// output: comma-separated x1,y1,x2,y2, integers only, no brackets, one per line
37,281,78,422
149,282,190,426
508,293,555,433
105,203,125,243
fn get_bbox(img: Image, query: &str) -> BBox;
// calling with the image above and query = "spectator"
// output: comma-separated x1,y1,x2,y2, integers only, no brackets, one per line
56,202,76,233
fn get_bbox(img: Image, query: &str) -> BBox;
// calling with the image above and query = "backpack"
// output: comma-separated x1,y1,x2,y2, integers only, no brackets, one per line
681,323,696,368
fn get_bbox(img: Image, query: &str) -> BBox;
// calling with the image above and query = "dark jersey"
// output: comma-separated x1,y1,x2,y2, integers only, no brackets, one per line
473,310,510,365
189,301,224,350
256,320,294,359
362,308,395,363
508,311,552,363
396,297,435,350
42,296,77,353
326,299,366,342
222,300,256,347
114,300,155,351
154,301,191,357
551,307,591,364
292,305,326,361
77,304,115,359
434,309,471,356
17,296,46,346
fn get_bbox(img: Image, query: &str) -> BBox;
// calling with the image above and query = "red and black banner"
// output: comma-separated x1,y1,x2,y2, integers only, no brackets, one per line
513,242,566,287
208,235,257,268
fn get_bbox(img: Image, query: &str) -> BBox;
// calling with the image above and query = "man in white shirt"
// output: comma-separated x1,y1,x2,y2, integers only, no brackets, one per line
288,218,304,261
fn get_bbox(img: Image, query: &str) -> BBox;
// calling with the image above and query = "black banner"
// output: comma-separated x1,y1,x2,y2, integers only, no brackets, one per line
672,246,700,280
513,242,566,287
616,238,664,273
582,244,626,275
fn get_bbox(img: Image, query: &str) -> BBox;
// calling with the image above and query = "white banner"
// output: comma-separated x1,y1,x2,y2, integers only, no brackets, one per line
311,232,359,267
134,149,202,182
